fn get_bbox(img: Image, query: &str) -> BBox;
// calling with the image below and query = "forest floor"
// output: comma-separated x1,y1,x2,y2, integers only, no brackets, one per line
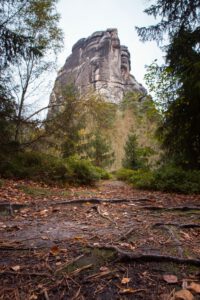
0,179,200,300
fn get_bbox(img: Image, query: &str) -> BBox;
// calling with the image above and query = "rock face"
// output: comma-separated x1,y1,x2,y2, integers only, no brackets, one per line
49,28,146,110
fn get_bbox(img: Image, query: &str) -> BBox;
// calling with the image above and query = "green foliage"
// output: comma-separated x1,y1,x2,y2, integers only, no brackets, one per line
122,133,153,169
152,166,200,194
144,61,179,112
92,166,111,180
0,0,63,145
138,0,200,170
116,166,200,194
86,95,117,130
122,134,139,169
65,156,100,185
0,151,108,185
0,151,68,183
0,0,42,68
160,28,200,169
136,0,200,43
121,91,160,123
86,131,115,168
115,168,135,181
48,87,116,168
48,85,85,158
0,96,17,153
129,169,155,190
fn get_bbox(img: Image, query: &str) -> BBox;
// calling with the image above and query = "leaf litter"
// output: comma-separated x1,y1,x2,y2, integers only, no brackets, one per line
0,179,200,299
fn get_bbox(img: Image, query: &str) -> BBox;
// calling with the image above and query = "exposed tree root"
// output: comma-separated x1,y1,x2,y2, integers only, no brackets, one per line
153,222,200,229
88,244,200,266
93,205,117,225
0,198,154,210
117,228,135,241
143,206,200,211
48,197,151,206
161,225,183,257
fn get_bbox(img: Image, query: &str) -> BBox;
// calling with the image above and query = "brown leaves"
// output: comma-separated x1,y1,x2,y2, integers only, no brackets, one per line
164,281,200,300
121,277,131,284
39,209,48,217
50,245,60,256
187,282,200,294
11,265,20,272
173,289,194,300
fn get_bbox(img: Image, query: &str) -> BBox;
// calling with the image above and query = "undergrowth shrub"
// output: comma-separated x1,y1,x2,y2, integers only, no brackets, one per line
0,152,69,183
0,152,109,185
115,168,135,181
65,156,100,185
152,166,200,194
93,166,111,180
116,166,200,194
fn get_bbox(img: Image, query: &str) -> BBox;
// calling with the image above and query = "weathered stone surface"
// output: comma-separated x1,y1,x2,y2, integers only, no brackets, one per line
49,28,146,113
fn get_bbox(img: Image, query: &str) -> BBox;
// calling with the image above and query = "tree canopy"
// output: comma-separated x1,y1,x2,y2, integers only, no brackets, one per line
0,0,63,146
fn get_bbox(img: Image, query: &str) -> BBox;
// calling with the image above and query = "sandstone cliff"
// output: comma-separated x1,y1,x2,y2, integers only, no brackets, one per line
49,28,146,114
48,29,159,169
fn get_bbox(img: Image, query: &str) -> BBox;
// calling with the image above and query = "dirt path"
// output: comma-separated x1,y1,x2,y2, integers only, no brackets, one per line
0,179,200,299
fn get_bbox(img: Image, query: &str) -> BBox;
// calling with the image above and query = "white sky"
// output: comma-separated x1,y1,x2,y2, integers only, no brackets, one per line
56,0,165,88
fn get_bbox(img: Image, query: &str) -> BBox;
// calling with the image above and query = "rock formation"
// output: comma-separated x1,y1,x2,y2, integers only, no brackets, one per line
49,28,146,113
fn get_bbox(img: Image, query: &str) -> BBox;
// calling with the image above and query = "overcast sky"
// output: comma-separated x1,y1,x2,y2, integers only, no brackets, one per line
56,0,164,88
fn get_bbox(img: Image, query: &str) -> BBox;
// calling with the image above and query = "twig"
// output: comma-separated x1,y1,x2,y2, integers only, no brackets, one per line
43,289,50,300
55,254,84,274
85,270,114,281
71,287,81,300
70,264,93,276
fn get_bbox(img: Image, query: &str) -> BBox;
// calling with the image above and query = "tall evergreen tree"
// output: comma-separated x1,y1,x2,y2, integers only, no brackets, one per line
137,0,200,169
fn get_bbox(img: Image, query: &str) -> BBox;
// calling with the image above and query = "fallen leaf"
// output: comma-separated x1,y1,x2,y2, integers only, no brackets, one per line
180,231,191,240
50,245,60,256
39,209,48,216
29,294,38,300
84,202,92,206
187,282,200,293
0,222,7,228
100,266,109,272
41,236,49,240
11,265,20,271
121,277,131,284
174,289,194,300
119,288,144,294
163,274,178,283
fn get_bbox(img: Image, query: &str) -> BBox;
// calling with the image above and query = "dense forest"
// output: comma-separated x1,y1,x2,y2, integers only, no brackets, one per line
0,1,200,299
0,0,200,193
